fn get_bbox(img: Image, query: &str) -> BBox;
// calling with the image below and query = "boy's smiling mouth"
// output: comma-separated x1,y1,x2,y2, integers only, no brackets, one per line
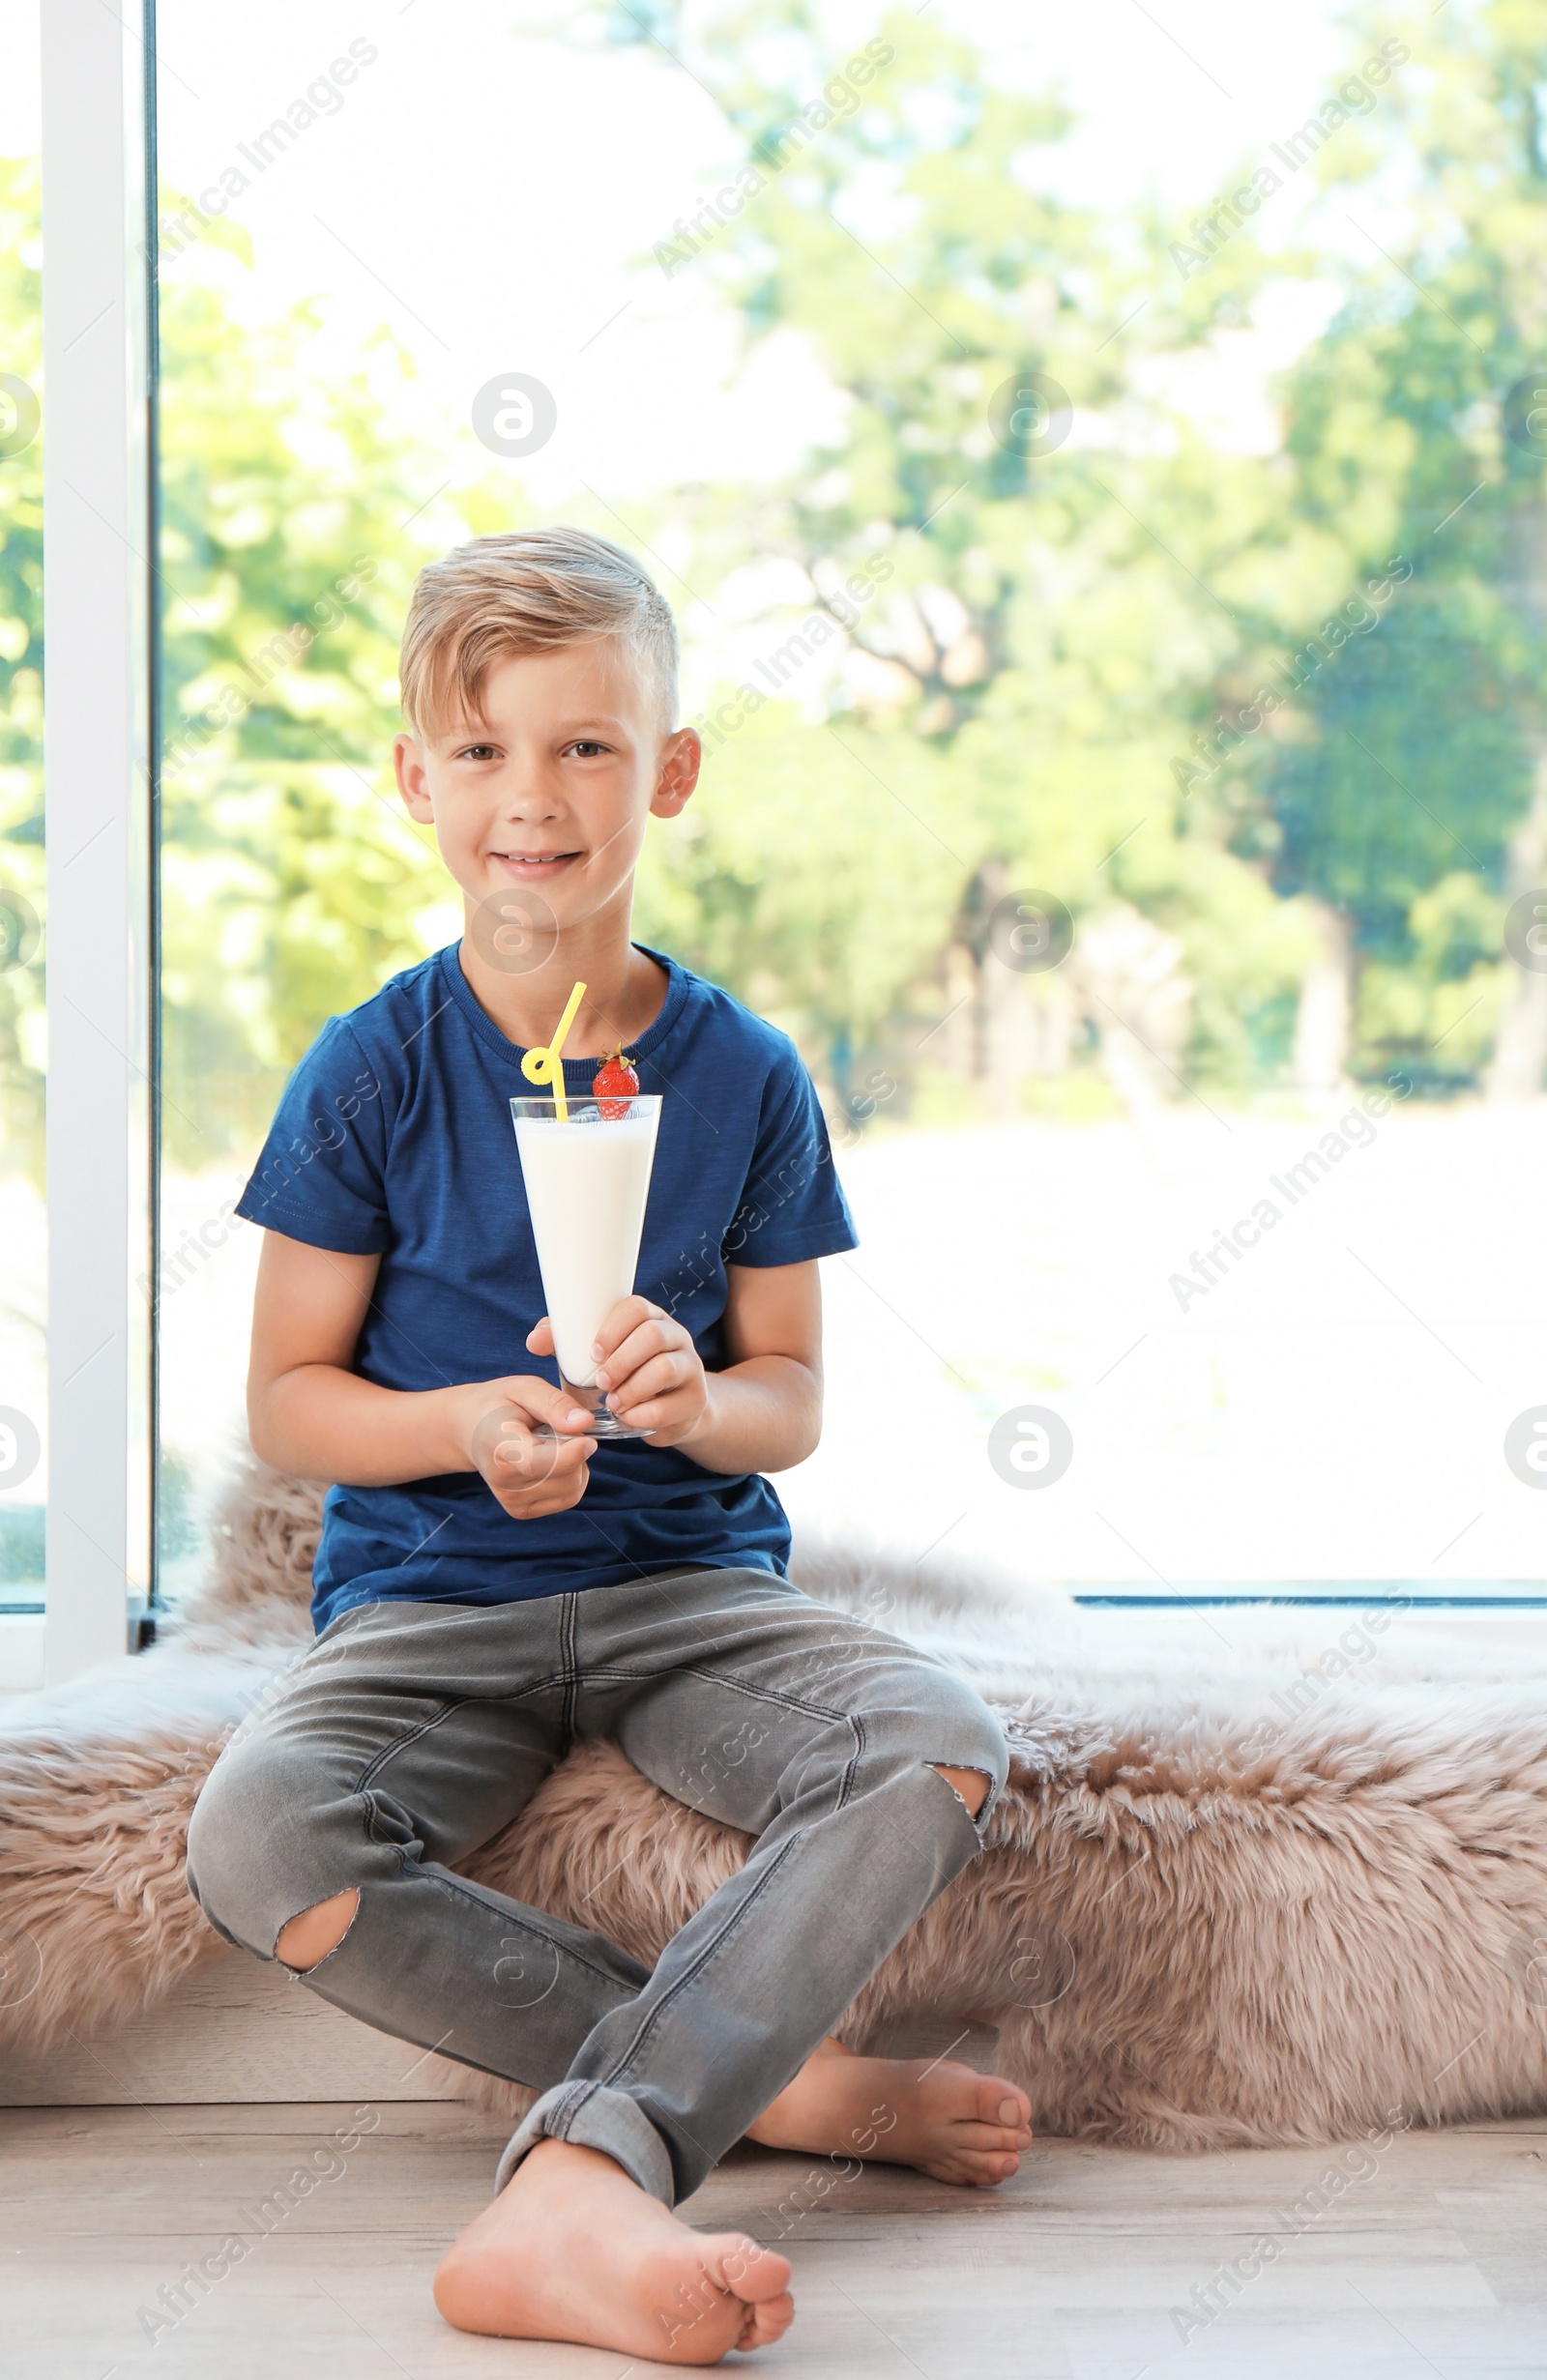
490,849,583,879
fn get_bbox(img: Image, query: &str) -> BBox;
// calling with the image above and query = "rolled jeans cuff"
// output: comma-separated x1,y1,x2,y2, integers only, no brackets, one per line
495,2079,677,2206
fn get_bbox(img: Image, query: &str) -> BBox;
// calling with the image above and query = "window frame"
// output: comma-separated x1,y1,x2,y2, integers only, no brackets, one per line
36,0,157,1685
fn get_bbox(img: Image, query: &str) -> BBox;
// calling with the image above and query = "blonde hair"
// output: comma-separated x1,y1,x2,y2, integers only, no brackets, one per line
398,527,679,739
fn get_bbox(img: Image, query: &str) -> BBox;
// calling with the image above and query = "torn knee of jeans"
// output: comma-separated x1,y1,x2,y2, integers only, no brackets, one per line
275,1887,361,1973
927,1762,994,1821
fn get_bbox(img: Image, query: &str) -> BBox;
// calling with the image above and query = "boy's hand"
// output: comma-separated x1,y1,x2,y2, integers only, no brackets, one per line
525,1300,711,1448
459,1376,597,1520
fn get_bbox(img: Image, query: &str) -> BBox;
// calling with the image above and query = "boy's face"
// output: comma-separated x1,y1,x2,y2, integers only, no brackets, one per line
394,637,699,933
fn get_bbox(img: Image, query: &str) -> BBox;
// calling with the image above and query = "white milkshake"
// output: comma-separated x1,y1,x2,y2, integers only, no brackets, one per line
511,1095,660,1424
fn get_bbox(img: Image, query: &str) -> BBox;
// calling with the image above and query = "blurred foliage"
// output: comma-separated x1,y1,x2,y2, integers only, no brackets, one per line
617,0,1547,1102
1264,602,1527,943
156,1446,202,1566
0,155,44,1181
634,708,963,1093
0,1500,44,1591
1225,0,1547,1085
618,0,1323,1098
5,0,1547,1181
156,276,456,1162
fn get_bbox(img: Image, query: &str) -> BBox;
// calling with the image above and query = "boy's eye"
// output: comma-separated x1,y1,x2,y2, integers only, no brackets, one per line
565,739,610,758
458,743,500,762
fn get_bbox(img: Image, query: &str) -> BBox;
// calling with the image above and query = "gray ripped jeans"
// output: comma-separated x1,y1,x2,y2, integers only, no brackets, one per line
186,1564,1008,2208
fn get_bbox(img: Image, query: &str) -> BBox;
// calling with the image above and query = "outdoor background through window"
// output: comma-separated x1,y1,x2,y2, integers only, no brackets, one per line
0,0,45,1610
152,0,1547,1601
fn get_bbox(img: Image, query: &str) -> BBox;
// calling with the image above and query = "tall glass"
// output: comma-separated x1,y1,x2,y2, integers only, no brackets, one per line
510,1094,661,1439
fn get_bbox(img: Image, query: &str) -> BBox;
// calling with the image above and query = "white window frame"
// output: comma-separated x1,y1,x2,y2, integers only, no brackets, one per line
38,0,156,1684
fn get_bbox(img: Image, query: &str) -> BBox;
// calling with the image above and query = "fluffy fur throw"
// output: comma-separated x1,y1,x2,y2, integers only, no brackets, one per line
3,1462,1546,2151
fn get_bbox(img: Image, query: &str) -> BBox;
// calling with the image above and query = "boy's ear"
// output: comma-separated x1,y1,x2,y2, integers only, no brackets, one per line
651,727,702,820
394,732,435,824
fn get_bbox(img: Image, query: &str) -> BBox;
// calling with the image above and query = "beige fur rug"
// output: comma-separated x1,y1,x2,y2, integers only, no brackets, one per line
3,1463,1547,2150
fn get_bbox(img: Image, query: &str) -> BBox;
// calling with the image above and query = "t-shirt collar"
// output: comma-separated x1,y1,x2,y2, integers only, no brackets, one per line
438,939,690,1076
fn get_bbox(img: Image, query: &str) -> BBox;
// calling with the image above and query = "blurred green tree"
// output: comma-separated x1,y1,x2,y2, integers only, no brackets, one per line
1211,0,1547,1089
610,0,1320,1107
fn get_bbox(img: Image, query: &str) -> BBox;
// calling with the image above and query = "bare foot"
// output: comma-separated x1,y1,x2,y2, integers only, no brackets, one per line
433,2137,794,2363
747,2037,1033,2186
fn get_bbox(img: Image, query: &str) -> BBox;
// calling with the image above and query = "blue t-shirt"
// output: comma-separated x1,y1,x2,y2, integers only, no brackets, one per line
236,943,857,1631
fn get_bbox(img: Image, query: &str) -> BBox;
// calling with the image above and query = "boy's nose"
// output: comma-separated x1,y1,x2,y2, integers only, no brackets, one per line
497,779,565,819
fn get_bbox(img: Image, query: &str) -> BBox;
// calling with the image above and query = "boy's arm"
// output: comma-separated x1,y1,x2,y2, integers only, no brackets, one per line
537,1258,824,1475
248,1231,597,1516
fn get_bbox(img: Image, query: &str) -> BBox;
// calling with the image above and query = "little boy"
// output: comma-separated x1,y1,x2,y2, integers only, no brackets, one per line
186,527,1029,2363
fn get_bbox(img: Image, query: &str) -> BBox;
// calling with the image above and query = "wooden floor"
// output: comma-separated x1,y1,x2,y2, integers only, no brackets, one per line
4,2103,1546,2379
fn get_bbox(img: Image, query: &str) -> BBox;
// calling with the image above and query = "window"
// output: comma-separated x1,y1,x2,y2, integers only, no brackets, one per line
59,0,1547,1649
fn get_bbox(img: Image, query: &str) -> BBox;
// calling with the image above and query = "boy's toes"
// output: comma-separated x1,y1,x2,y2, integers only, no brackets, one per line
739,2289,796,2348
976,2075,1032,2131
951,2117,1033,2157
707,2231,792,2314
922,2146,1022,2187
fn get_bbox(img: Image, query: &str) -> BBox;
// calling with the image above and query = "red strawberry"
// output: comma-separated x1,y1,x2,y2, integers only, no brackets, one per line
593,1048,639,1118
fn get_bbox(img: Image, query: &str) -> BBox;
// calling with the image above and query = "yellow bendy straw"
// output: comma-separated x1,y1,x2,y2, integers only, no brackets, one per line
521,980,587,1121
